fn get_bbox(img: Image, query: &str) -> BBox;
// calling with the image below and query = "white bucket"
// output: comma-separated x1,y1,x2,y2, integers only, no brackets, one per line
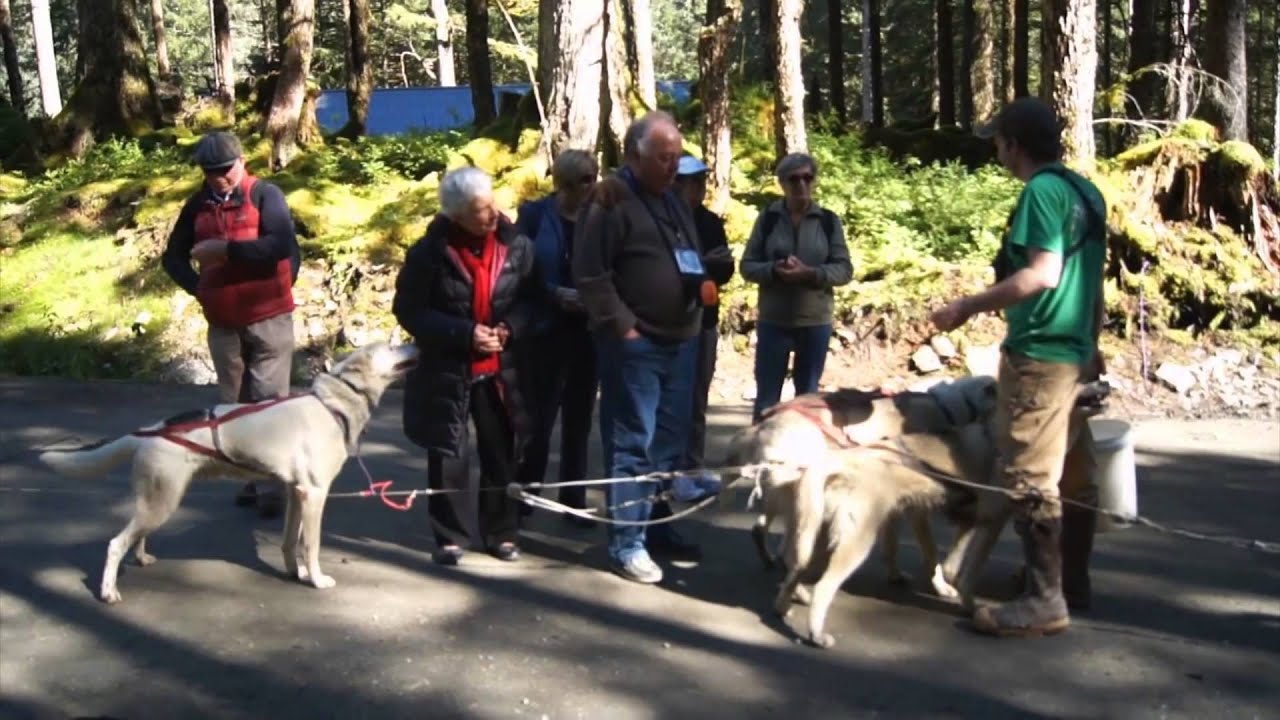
1089,418,1138,532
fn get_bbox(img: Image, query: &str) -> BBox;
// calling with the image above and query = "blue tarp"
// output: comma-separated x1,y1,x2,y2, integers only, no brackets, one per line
316,81,693,135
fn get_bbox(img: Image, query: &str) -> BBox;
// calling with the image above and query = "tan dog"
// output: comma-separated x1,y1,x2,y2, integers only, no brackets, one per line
727,379,1112,649
39,343,418,604
725,376,999,601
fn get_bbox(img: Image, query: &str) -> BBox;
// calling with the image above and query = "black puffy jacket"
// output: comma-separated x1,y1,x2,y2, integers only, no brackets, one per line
392,214,545,456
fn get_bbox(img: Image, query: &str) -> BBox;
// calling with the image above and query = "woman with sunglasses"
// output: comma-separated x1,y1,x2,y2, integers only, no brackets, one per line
513,150,600,526
740,152,853,422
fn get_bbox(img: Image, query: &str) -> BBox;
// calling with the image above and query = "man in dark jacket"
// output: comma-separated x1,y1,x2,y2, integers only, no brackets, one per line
673,155,735,473
161,130,300,518
573,112,720,584
392,167,543,565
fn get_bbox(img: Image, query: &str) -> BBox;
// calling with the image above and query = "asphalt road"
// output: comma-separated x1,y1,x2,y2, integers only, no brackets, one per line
1,376,1277,720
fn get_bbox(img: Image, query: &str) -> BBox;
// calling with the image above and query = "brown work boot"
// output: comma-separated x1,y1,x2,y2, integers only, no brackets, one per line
972,517,1070,637
1060,506,1096,611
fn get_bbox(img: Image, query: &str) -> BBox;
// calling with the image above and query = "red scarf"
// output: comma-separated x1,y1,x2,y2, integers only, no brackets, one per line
449,229,502,378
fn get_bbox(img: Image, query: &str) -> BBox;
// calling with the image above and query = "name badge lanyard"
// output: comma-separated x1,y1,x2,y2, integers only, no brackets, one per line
619,168,693,258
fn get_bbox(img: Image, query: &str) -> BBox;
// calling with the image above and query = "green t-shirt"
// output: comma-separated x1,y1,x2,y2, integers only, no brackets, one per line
1000,165,1107,365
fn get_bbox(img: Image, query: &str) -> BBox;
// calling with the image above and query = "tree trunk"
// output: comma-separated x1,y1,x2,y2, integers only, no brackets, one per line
276,0,289,62
1000,0,1015,103
0,0,24,112
53,0,160,156
544,0,604,156
260,0,274,63
1170,0,1195,122
1099,0,1110,154
827,0,845,126
465,0,495,127
700,0,741,213
964,0,995,126
937,0,955,126
340,0,372,137
536,0,555,93
1201,0,1247,141
1013,0,1028,96
433,0,456,86
267,0,315,170
774,0,807,154
628,0,656,110
1273,11,1278,172
1126,0,1157,125
212,0,234,119
601,0,657,164
859,0,882,128
148,0,170,79
1043,0,1096,166
30,0,61,117
960,0,973,127
758,0,776,80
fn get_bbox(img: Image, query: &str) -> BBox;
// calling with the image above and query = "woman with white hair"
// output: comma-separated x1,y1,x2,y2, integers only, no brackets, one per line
392,166,544,565
740,153,853,422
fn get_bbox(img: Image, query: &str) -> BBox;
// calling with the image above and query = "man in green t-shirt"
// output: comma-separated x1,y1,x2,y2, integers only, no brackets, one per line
932,97,1107,638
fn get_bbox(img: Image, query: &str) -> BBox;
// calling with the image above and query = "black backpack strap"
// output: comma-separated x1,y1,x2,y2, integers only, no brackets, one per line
819,208,837,240
1033,166,1104,259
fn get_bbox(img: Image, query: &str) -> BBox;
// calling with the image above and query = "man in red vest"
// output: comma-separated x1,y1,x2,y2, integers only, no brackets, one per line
162,131,300,518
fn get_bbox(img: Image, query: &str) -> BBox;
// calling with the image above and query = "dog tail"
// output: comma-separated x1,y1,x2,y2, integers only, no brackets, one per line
39,435,140,478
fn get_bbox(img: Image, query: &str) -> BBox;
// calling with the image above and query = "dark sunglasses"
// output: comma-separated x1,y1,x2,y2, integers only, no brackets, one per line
786,173,816,186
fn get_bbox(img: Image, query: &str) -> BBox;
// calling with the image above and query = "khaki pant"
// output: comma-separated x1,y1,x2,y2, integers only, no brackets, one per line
207,313,295,403
996,351,1095,520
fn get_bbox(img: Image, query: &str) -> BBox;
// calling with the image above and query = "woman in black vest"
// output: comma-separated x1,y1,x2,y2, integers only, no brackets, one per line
392,167,545,564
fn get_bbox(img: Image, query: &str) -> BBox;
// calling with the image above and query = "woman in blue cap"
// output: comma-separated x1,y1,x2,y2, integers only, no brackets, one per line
672,155,735,472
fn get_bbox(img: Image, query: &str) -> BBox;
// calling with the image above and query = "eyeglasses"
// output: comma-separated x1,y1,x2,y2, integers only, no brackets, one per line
786,173,816,186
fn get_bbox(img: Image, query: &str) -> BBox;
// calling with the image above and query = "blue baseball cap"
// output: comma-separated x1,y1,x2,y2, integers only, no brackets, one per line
677,155,709,176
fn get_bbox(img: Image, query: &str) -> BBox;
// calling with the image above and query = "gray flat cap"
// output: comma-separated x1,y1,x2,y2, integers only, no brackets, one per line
193,131,243,170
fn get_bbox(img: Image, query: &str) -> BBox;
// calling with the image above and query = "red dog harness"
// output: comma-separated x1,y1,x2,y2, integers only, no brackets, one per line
132,394,334,474
760,388,897,449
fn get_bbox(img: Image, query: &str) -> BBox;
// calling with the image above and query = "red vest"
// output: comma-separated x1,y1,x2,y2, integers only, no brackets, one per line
193,174,295,328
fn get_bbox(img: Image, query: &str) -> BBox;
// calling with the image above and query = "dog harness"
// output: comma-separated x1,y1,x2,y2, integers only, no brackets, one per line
759,389,894,449
132,391,353,475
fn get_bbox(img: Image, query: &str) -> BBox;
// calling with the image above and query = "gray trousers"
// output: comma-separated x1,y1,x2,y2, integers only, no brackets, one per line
207,313,294,498
207,313,295,403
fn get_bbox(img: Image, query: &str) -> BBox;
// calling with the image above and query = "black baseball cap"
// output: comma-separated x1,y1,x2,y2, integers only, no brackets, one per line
974,96,1062,161
193,131,243,170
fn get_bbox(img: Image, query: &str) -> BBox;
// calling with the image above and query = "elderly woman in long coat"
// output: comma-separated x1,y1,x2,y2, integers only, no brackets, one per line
392,167,544,565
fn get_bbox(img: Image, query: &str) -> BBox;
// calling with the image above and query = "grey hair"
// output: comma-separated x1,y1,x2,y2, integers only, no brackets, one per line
623,111,678,159
551,149,599,188
775,153,819,180
439,166,494,218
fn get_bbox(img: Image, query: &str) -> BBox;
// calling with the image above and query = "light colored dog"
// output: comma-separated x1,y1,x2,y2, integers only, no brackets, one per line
725,377,1111,648
726,376,999,601
39,342,419,604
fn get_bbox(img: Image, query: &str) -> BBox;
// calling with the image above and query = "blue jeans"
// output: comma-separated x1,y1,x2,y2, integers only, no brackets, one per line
752,321,833,422
594,331,698,562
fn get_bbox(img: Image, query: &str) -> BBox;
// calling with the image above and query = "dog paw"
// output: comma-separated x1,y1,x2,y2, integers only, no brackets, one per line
100,587,122,604
931,566,960,599
309,573,336,590
774,599,793,618
293,564,308,581
809,632,836,649
135,552,157,567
